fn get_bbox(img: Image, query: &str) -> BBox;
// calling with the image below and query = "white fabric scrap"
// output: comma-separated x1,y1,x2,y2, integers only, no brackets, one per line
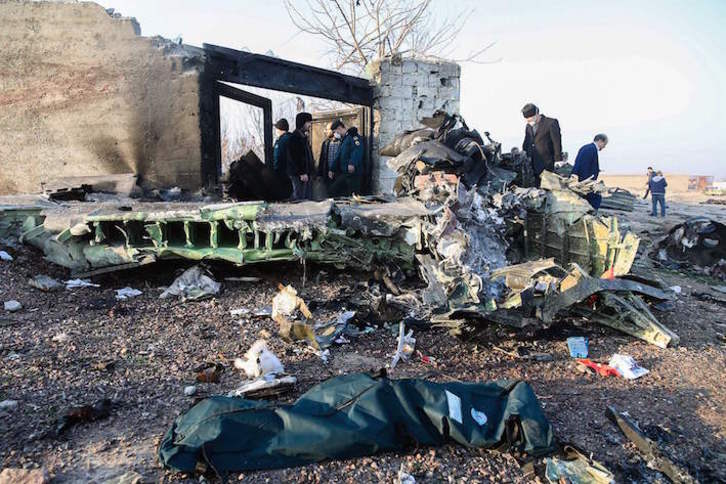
609,354,649,380
115,287,142,300
65,279,100,289
233,340,284,378
160,265,220,301
227,375,297,398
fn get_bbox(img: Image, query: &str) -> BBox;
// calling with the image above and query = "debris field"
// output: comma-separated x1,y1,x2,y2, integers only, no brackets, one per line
1,110,726,482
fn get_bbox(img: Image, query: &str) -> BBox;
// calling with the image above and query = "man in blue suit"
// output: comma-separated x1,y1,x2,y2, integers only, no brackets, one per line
572,133,608,210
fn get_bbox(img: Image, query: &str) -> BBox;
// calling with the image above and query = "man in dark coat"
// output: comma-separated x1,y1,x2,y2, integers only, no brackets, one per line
572,133,608,210
318,119,346,181
286,112,315,200
642,166,654,200
272,118,292,177
649,171,668,217
521,103,563,187
329,126,365,197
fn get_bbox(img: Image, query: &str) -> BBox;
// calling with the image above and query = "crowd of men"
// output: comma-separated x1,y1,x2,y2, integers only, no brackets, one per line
268,104,665,214
271,112,365,201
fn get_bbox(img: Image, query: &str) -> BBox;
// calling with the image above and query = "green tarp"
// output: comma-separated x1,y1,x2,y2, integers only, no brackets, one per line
158,373,555,473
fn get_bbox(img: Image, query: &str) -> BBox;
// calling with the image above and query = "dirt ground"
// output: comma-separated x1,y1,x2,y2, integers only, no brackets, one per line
1,198,726,483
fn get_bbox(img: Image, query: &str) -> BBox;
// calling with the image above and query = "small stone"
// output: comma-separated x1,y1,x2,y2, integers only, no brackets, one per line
115,471,144,484
4,300,22,312
0,467,49,484
184,385,197,396
51,332,69,343
0,399,19,411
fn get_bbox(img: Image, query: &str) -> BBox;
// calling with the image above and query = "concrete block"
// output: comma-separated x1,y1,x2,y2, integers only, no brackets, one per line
437,62,460,77
390,85,413,99
428,74,444,88
375,85,392,98
402,60,418,74
437,87,459,100
403,73,425,87
387,74,402,87
415,86,437,99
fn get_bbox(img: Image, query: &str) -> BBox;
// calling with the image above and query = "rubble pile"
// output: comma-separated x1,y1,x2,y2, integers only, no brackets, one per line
653,217,726,280
599,187,636,211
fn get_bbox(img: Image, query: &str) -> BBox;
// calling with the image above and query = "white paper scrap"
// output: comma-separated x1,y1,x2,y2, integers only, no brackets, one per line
445,390,463,424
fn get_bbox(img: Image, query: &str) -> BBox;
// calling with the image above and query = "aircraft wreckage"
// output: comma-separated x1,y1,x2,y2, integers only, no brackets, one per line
0,111,678,348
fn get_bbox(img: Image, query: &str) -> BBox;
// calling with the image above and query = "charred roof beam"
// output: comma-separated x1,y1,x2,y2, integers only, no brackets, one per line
203,44,373,106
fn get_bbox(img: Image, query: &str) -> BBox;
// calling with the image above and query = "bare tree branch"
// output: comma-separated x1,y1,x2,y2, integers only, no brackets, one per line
283,0,497,73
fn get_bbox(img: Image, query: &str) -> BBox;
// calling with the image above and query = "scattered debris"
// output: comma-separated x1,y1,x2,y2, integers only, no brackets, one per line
227,375,297,399
224,276,262,283
692,290,726,306
159,374,555,473
0,399,19,411
51,332,70,343
230,307,251,317
160,265,220,301
397,464,416,484
576,359,620,378
112,471,145,484
545,446,614,483
567,336,589,358
194,363,224,383
65,279,100,289
599,187,636,212
0,467,49,484
0,250,12,261
28,275,63,292
607,406,695,483
115,287,143,300
271,284,317,347
183,385,197,397
391,321,416,368
608,354,649,380
654,218,726,280
315,310,357,349
4,300,22,312
233,340,284,378
229,340,293,398
55,398,114,436
92,360,115,372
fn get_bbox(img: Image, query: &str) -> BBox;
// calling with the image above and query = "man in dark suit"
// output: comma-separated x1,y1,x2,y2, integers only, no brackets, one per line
572,133,608,210
286,112,316,200
521,103,563,187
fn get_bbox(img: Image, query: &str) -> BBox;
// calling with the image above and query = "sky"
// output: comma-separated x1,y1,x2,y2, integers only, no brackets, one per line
99,0,726,177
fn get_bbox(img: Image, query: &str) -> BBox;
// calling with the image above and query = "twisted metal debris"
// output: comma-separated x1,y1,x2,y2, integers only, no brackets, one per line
0,110,678,347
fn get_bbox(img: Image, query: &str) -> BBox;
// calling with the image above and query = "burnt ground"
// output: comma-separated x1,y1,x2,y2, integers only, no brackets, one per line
1,199,726,483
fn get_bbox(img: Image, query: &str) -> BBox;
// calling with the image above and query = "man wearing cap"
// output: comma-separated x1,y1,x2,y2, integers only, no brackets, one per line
272,118,292,178
521,103,563,187
286,112,316,200
318,120,347,182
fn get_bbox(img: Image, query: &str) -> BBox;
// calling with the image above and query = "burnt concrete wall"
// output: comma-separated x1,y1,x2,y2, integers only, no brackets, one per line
0,1,204,194
369,55,461,194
